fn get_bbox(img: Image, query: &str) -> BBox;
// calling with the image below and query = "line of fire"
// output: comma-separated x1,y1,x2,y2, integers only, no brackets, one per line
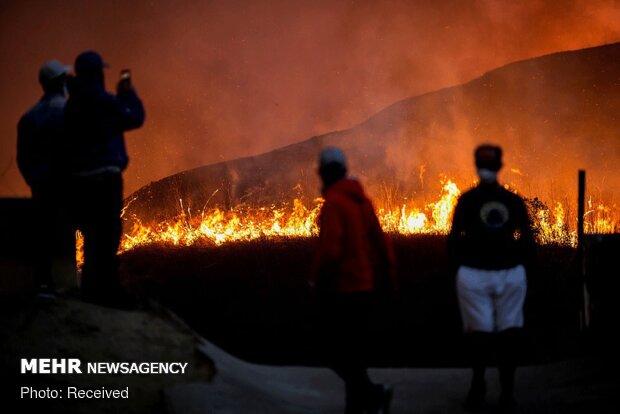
106,175,615,254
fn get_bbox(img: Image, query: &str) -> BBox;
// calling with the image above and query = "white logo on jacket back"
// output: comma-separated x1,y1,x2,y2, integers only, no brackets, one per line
479,201,509,229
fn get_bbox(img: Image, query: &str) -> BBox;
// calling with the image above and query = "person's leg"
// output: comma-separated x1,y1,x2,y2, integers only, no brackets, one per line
323,292,377,413
52,179,79,290
498,343,517,406
78,173,123,304
331,365,372,414
464,331,494,411
93,173,123,299
456,266,495,412
76,177,99,301
31,185,55,296
495,265,527,406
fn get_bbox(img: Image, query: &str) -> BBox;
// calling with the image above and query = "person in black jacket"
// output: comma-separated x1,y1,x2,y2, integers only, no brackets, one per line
448,144,535,412
63,50,145,307
17,59,72,298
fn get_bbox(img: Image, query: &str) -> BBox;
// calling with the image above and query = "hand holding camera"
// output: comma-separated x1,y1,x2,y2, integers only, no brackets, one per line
117,69,132,93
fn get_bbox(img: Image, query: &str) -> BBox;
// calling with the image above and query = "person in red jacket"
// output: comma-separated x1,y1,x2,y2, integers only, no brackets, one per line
310,147,396,414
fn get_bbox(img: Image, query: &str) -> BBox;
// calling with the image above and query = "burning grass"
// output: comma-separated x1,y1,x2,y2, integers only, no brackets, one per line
120,180,619,251
75,178,619,270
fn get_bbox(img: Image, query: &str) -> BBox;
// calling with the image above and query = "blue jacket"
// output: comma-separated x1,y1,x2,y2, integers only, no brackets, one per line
63,77,145,174
17,93,66,187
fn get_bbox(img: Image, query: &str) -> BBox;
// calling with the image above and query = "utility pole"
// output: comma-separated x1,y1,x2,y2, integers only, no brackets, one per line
577,170,589,330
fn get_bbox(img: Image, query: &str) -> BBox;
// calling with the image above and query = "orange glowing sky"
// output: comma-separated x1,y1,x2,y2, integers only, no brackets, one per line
1,0,619,197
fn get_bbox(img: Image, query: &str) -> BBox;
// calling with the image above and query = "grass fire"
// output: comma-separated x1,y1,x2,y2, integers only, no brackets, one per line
74,175,619,269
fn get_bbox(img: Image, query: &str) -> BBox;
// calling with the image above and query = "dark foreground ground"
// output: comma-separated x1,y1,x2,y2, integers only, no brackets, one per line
119,235,619,413
2,234,619,413
165,338,620,414
121,235,585,367
0,295,215,414
2,294,617,414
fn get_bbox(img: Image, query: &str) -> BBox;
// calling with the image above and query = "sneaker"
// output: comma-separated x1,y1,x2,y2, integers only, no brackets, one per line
463,381,486,413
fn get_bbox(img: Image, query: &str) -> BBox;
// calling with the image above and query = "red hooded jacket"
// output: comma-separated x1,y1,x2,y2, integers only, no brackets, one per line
311,178,396,292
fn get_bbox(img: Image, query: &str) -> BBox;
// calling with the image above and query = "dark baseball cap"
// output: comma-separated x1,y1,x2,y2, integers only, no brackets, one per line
74,50,109,76
475,144,503,171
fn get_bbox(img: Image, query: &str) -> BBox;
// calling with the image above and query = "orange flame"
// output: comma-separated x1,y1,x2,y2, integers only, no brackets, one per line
378,178,460,234
75,176,620,267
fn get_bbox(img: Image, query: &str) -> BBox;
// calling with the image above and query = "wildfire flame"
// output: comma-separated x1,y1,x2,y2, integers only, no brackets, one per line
122,197,321,250
75,176,620,268
379,178,461,234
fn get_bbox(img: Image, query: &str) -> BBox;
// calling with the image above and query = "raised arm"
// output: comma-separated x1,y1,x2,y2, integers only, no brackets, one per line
115,88,145,131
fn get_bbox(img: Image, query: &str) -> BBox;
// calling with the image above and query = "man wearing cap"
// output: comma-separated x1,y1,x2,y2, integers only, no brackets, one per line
448,144,535,411
310,146,396,414
17,59,72,299
63,50,145,307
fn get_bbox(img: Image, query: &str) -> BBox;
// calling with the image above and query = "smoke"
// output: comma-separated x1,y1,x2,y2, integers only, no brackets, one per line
1,0,619,197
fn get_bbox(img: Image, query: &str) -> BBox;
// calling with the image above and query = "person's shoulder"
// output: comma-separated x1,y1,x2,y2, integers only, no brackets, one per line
18,101,43,125
499,185,524,201
458,186,478,202
495,186,528,211
323,191,346,205
322,191,352,214
460,186,476,196
19,106,36,123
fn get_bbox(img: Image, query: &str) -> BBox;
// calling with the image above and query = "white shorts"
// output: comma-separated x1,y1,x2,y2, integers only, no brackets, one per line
456,265,527,333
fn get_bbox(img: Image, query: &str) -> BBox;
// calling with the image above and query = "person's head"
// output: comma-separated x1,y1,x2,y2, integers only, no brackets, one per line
318,147,347,189
474,144,503,184
74,50,108,83
38,59,71,94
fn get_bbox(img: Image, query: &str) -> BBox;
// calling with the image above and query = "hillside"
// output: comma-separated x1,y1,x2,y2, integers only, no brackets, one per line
126,42,620,223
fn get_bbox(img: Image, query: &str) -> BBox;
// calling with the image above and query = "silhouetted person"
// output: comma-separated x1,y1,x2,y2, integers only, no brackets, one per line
17,59,72,299
310,147,396,414
448,144,535,412
63,51,144,307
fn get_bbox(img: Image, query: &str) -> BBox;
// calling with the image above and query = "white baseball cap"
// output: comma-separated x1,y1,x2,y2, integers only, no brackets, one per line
39,59,72,82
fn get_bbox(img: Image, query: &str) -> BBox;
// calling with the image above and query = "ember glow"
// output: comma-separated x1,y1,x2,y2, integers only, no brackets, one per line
74,176,619,268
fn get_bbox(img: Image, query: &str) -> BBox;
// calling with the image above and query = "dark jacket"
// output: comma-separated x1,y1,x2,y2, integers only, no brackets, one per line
17,93,66,187
447,182,536,270
63,77,145,174
311,178,396,292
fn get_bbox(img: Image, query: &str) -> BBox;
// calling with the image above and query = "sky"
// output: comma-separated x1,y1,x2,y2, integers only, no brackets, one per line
1,0,620,197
